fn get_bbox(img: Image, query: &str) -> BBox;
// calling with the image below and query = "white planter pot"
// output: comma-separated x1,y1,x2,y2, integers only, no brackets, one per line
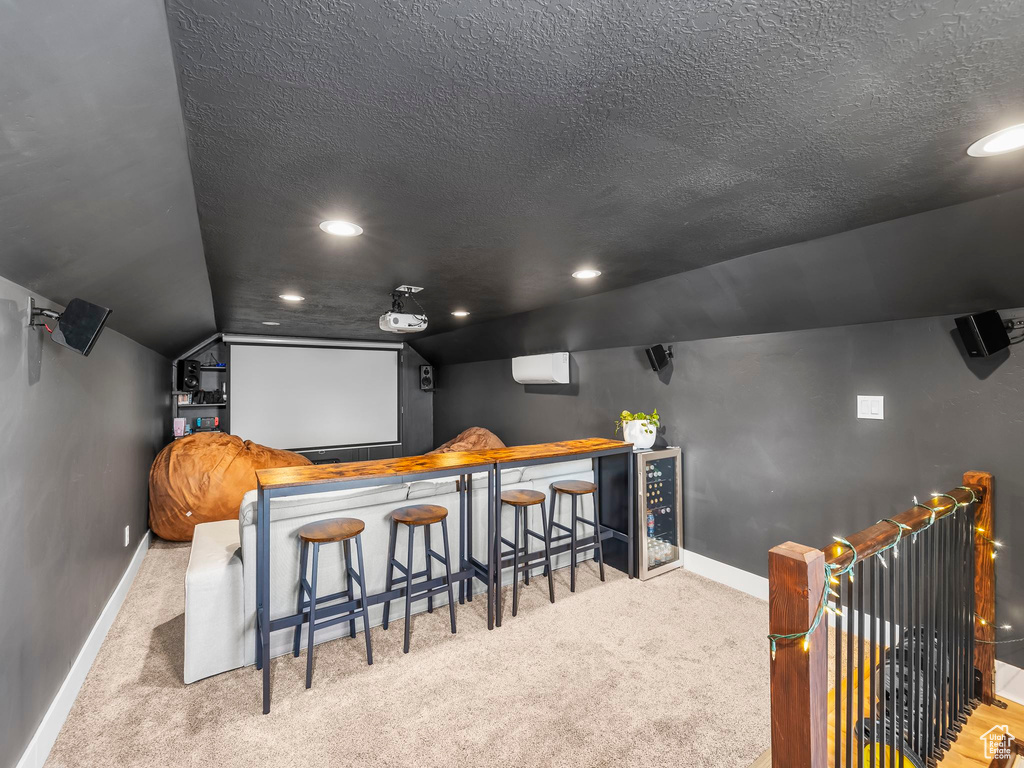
622,420,656,450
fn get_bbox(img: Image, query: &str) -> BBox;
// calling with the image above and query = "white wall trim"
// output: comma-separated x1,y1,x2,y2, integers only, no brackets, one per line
682,549,768,601
16,531,150,768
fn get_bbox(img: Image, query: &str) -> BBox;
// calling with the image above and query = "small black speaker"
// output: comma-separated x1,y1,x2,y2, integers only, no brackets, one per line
954,310,1010,357
177,359,201,392
645,344,673,372
419,364,434,392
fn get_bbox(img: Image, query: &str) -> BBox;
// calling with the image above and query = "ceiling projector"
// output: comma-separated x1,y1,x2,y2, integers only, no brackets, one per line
379,311,428,333
379,288,428,333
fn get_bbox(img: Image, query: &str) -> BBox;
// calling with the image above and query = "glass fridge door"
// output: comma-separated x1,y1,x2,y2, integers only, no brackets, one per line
640,449,683,578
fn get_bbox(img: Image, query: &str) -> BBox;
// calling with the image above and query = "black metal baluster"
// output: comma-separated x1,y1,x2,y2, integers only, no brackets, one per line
927,524,937,763
858,560,865,768
848,572,855,768
889,546,896,768
898,538,906,768
939,518,948,755
913,536,921,757
969,505,977,709
878,552,889,768
837,566,844,768
870,554,877,768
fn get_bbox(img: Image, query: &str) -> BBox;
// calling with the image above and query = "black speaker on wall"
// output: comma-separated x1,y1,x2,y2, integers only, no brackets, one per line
645,344,673,372
954,310,1010,357
177,359,201,392
419,364,434,392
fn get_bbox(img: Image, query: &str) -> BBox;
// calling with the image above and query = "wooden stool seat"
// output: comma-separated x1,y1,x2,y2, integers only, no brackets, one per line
296,517,365,543
500,489,547,506
392,504,448,526
550,480,596,495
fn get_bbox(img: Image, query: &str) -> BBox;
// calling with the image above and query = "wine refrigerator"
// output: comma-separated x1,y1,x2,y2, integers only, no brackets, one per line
636,447,683,580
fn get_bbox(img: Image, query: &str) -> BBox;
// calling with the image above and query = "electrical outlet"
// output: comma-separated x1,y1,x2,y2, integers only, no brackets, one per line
124,525,130,547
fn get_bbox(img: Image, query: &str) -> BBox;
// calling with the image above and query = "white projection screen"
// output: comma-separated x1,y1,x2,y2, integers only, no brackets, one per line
229,344,400,450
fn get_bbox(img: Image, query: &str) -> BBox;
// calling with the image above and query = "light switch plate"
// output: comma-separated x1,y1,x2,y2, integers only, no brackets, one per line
857,395,884,420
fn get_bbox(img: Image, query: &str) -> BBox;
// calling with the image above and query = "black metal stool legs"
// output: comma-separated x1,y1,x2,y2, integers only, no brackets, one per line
383,508,458,655
343,539,356,638
539,501,555,603
403,524,415,654
293,540,309,657
305,542,320,688
382,518,398,630
354,534,373,664
441,518,457,634
570,495,578,593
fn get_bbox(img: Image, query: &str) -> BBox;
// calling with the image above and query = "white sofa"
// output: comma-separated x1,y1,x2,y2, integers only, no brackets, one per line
184,458,598,684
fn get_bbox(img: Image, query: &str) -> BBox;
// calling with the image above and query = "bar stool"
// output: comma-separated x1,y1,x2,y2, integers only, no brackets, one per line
498,489,555,617
549,480,605,592
292,517,372,689
382,504,457,653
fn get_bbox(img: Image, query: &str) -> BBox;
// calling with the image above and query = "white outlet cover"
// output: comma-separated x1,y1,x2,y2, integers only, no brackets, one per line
857,395,884,420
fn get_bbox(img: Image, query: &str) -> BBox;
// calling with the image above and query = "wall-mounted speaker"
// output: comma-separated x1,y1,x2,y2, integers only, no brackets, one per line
419,364,434,392
954,310,1010,357
177,359,201,392
645,344,673,372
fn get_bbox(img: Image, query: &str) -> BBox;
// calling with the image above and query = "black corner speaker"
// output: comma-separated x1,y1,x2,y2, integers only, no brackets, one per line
645,344,673,372
954,310,1010,358
419,364,434,392
177,359,201,392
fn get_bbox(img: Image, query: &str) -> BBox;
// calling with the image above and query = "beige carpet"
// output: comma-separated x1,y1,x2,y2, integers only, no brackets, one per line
46,540,771,767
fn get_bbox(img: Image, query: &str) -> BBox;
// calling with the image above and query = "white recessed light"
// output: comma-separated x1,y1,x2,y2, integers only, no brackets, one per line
319,220,363,236
572,269,601,279
279,294,305,302
262,321,281,326
451,310,470,317
967,124,1024,157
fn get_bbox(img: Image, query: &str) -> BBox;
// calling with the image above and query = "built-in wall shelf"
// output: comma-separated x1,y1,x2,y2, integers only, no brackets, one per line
178,403,227,409
200,365,227,372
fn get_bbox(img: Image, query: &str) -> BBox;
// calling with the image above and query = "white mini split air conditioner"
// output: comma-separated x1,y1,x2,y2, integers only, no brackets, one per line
511,353,570,385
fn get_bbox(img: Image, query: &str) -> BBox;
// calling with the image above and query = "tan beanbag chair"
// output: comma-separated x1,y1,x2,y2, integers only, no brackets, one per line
148,432,311,541
428,427,505,454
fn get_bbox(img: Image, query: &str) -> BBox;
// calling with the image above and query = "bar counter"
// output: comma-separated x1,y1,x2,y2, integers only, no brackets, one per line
254,438,635,712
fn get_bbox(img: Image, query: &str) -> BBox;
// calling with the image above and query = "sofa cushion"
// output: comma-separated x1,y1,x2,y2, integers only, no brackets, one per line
520,458,592,482
407,479,459,499
238,484,410,527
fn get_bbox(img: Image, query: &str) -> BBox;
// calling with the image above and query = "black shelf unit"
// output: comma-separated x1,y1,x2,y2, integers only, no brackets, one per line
171,339,229,441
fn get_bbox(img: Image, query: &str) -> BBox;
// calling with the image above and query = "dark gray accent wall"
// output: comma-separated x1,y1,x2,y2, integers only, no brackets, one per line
401,345,434,457
433,313,1024,665
415,187,1024,365
0,276,168,767
0,0,216,357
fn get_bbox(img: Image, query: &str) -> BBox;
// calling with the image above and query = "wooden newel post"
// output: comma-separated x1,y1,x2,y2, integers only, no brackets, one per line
769,542,828,768
964,470,995,704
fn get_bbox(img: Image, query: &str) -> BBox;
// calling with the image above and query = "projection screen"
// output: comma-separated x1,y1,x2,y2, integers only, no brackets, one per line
229,344,400,450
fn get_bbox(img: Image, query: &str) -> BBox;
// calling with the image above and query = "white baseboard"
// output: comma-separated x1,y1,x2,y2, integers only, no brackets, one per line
682,549,768,601
16,531,150,768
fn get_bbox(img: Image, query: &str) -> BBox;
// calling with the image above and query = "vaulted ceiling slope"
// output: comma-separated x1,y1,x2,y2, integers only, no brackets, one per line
412,187,1024,364
0,0,215,357
165,0,1024,342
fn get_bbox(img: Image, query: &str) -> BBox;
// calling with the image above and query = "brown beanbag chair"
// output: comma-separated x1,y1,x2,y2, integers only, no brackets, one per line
428,427,505,454
148,433,311,541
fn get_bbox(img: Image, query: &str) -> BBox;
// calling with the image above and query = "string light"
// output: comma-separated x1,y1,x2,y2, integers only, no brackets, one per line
767,485,983,660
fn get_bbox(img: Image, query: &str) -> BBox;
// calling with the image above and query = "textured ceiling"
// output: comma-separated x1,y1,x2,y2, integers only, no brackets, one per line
412,187,1024,364
166,0,1024,342
0,0,216,357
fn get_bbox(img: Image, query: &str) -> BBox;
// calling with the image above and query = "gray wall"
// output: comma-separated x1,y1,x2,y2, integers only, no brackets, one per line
0,276,168,766
434,313,1024,665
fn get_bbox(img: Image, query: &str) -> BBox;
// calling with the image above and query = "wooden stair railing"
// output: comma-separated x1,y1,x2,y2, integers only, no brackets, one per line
768,471,995,768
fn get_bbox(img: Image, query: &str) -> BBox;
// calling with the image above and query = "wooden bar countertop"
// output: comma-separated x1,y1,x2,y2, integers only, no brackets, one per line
256,438,632,491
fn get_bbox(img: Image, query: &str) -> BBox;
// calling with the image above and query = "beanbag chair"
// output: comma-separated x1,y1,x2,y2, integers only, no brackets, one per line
148,432,311,541
428,427,505,454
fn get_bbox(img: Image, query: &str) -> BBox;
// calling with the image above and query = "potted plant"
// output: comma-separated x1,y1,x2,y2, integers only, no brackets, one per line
614,409,660,450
